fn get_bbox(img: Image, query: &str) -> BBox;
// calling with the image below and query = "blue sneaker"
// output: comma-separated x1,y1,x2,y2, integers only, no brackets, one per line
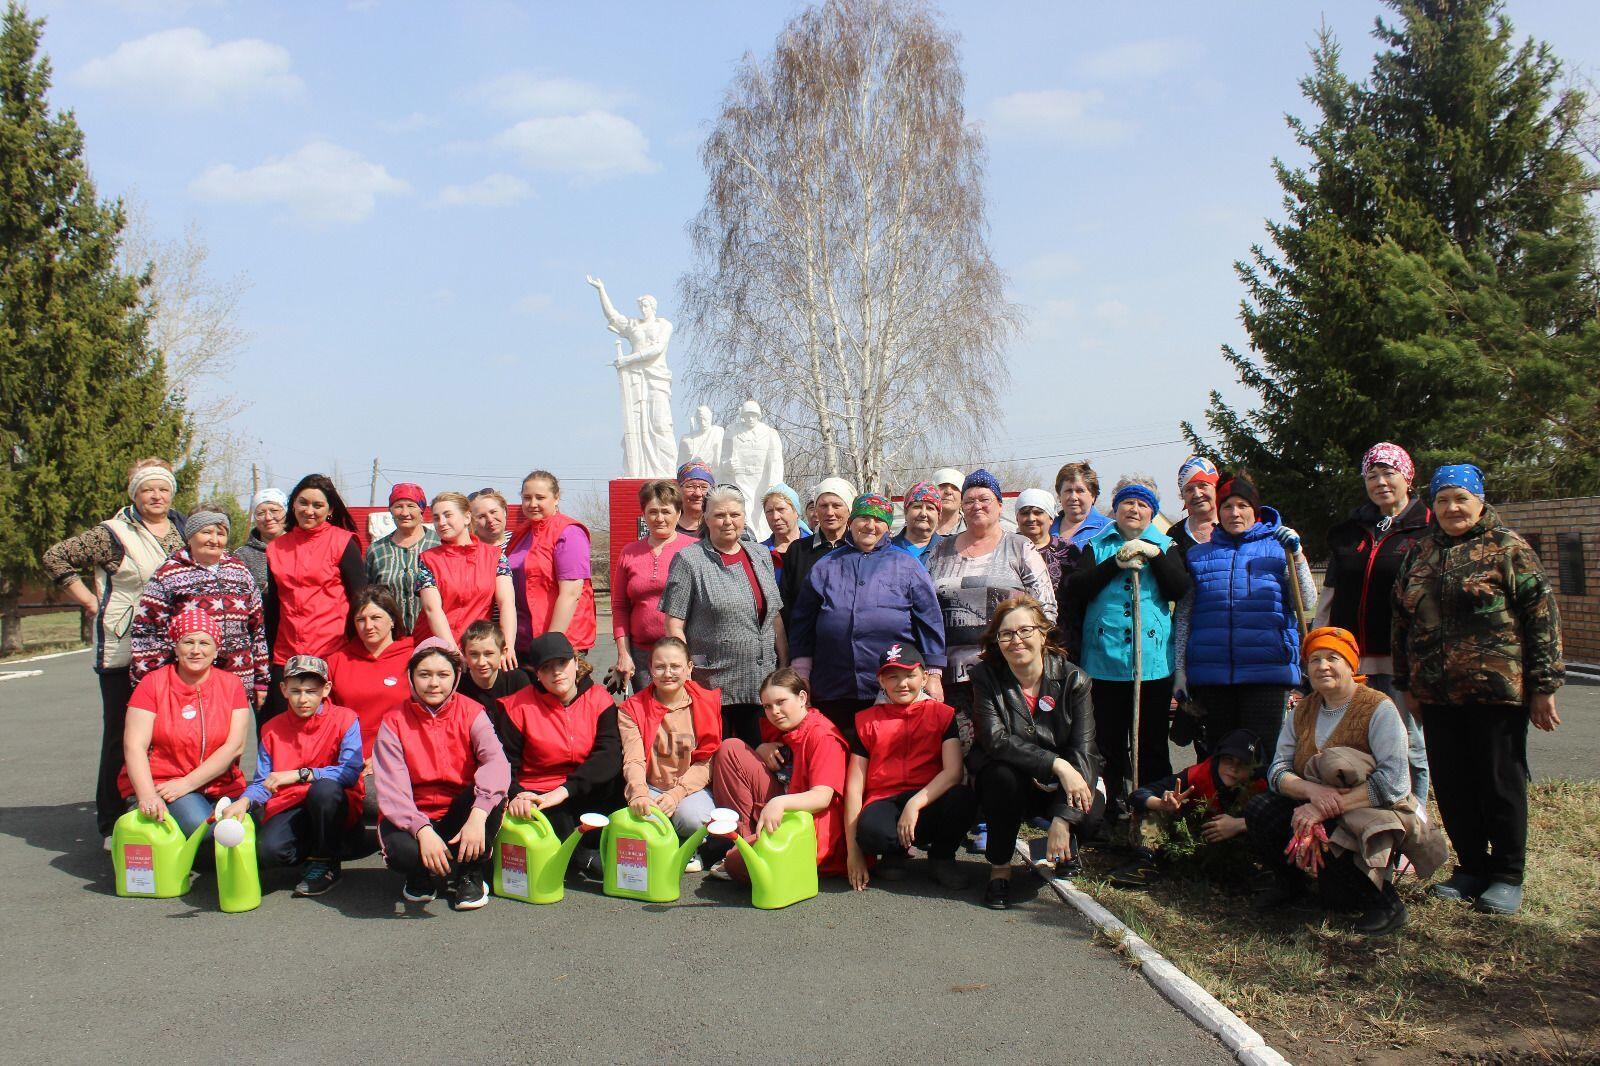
1427,871,1490,902
1473,881,1523,915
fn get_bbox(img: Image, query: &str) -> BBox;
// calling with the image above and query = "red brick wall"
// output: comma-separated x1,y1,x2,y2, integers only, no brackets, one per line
1495,496,1600,665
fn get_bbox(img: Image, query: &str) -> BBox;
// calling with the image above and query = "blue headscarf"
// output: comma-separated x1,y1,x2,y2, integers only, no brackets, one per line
1429,464,1484,501
1111,483,1160,514
962,468,1002,498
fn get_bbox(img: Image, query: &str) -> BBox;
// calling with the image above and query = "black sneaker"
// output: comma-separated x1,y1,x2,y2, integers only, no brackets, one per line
930,858,967,890
294,860,341,897
402,871,436,903
1056,853,1084,879
1109,854,1161,889
875,849,909,881
983,876,1011,910
1252,875,1303,912
574,847,604,883
1353,899,1408,936
451,877,489,911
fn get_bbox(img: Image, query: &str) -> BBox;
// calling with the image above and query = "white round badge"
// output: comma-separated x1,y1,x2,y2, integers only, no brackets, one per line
181,705,198,720
383,677,398,686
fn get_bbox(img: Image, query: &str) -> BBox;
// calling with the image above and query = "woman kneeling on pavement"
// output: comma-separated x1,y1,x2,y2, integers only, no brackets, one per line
373,638,509,910
968,596,1103,911
493,633,622,880
1392,464,1563,916
618,638,722,846
223,655,364,897
843,644,974,892
120,607,251,841
1247,627,1444,935
708,669,849,883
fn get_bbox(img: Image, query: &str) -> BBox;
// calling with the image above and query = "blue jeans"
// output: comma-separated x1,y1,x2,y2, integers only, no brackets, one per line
1364,673,1430,806
164,791,218,838
650,786,717,839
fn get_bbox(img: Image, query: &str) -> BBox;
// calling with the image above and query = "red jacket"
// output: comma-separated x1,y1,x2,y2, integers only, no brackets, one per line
378,692,486,821
517,512,597,651
781,710,850,876
268,522,360,661
119,665,247,800
853,699,957,807
619,680,721,776
413,540,502,644
496,680,619,794
258,702,365,822
327,636,414,759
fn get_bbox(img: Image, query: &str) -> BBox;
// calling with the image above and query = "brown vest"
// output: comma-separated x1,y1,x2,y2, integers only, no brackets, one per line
1292,685,1386,778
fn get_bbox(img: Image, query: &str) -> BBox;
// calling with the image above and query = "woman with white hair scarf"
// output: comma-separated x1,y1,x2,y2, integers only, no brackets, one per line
43,458,187,842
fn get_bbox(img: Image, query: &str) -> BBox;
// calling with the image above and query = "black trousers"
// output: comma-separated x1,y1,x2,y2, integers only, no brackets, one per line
814,697,875,747
1245,791,1391,910
1091,676,1174,802
856,786,977,861
257,779,361,866
720,702,764,748
1190,684,1288,763
257,664,287,734
96,669,136,836
539,778,623,839
1423,702,1529,885
380,787,505,883
976,761,1105,866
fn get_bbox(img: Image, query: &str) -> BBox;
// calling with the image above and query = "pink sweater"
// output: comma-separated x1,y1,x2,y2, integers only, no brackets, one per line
612,533,697,647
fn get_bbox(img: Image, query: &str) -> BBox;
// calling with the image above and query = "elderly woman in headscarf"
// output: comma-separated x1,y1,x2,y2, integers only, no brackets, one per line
44,458,186,842
777,475,856,630
760,482,810,576
235,487,288,605
1013,487,1070,588
130,508,270,709
1168,456,1220,557
1315,442,1432,804
891,479,945,563
676,460,716,537
1391,464,1564,916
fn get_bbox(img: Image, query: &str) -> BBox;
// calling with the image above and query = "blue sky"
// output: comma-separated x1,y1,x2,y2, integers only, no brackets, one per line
33,0,1600,513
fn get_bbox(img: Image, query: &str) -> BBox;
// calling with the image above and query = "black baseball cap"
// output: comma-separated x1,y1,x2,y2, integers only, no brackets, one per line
876,643,925,673
1212,729,1260,767
526,632,577,669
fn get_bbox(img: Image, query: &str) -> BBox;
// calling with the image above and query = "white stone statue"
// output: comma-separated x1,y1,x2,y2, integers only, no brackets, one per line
587,275,676,478
718,399,785,539
678,405,725,469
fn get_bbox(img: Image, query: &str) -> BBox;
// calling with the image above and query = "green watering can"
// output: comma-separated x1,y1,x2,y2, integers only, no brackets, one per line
211,803,261,914
708,810,819,910
491,808,602,904
594,807,708,903
112,807,214,899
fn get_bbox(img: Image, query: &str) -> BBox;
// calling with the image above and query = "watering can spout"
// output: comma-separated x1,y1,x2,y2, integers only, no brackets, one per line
534,825,589,897
670,811,709,874
732,835,766,880
177,816,213,871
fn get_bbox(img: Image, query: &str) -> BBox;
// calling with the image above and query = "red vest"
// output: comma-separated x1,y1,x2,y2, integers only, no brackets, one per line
518,512,597,650
853,699,955,806
413,540,502,644
119,665,247,800
1180,756,1266,811
327,636,414,759
379,692,485,821
258,702,365,822
499,682,615,793
781,710,850,875
619,680,722,775
267,522,358,662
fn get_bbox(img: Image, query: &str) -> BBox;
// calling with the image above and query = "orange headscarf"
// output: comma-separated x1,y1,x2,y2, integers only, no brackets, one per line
1302,626,1366,683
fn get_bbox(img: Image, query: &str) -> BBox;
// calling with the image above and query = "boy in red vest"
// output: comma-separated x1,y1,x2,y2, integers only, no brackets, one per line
223,655,364,897
843,644,976,892
1108,728,1264,888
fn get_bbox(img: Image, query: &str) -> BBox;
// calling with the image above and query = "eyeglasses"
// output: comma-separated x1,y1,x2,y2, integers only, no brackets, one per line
996,625,1041,644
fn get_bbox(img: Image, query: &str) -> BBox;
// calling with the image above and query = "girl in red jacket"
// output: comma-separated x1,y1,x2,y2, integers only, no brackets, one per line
372,638,509,910
843,644,975,892
708,668,849,883
492,632,621,880
414,491,517,658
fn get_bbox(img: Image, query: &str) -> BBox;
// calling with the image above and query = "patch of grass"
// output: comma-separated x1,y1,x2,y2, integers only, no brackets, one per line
1075,781,1600,1064
2,610,87,663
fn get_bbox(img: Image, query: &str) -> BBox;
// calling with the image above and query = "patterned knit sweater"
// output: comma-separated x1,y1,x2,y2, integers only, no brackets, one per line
130,548,271,696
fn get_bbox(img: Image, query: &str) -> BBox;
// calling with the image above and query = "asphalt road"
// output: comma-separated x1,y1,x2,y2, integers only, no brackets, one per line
0,648,1232,1066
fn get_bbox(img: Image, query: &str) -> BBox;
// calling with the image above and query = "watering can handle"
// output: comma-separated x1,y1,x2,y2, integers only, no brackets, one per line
650,808,675,836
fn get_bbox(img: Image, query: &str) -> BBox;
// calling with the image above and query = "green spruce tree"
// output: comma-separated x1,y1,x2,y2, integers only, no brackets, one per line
1184,0,1600,552
0,3,197,655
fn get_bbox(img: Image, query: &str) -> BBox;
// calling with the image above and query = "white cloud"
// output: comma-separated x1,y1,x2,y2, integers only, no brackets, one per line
988,89,1130,146
379,111,437,134
76,28,301,109
494,111,658,178
190,141,408,224
476,72,630,116
1080,38,1197,83
437,173,533,207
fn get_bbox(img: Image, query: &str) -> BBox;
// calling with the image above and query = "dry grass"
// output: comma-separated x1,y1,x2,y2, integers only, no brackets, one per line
1075,781,1600,1064
2,610,87,662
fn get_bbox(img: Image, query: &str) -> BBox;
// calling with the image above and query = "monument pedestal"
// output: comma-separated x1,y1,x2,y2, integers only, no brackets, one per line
607,478,653,588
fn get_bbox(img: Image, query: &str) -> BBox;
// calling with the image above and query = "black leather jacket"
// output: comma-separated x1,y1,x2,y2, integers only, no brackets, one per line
967,651,1101,788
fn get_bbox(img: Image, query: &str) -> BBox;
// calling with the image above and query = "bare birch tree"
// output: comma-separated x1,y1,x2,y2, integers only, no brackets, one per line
680,0,1021,492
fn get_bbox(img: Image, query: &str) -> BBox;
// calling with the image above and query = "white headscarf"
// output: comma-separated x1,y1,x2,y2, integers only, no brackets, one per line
127,465,176,500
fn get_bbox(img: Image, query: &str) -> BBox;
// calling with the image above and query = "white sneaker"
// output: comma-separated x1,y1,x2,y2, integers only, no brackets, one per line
684,855,704,873
103,835,113,852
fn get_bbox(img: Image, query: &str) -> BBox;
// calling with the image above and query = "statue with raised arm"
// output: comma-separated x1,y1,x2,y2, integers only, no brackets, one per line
718,399,785,539
586,275,677,479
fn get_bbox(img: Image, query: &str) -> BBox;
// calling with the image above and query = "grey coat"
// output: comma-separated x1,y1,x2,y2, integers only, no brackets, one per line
658,536,783,704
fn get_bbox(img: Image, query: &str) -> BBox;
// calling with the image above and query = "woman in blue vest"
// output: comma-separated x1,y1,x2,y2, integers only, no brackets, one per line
1063,475,1191,811
1175,473,1316,754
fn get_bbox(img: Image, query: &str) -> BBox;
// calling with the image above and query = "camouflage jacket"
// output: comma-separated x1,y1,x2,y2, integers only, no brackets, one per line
1391,505,1564,707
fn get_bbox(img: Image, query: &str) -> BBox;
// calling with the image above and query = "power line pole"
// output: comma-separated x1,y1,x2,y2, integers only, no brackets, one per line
369,457,380,506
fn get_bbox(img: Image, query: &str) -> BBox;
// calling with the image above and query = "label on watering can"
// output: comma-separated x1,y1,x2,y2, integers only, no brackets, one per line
124,844,155,894
501,843,529,896
616,837,648,892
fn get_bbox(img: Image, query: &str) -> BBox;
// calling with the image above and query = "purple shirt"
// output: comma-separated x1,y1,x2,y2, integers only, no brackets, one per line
508,525,593,642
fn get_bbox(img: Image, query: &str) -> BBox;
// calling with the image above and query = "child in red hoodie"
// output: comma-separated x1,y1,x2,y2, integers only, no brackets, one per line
844,643,976,891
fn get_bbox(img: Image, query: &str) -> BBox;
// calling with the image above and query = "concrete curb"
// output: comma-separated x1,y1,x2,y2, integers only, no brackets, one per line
1016,842,1291,1066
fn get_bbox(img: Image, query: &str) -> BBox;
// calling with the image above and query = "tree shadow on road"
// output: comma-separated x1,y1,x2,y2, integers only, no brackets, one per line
0,801,117,892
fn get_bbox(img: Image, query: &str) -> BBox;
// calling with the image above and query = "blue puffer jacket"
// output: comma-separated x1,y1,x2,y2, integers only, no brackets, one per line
1185,506,1301,687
